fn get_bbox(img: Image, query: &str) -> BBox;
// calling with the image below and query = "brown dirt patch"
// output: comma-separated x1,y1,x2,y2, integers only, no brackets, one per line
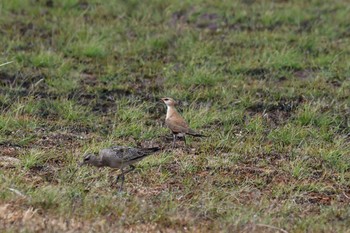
246,96,304,125
0,156,21,168
0,144,20,157
293,68,318,79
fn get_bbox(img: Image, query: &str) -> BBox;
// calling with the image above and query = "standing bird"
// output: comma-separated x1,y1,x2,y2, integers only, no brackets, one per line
161,97,206,148
79,146,160,191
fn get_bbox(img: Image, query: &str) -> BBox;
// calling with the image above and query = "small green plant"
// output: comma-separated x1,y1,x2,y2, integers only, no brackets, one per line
268,124,308,147
21,149,46,170
30,51,63,68
65,39,108,58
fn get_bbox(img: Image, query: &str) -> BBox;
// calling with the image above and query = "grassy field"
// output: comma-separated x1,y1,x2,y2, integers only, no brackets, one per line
1,0,350,232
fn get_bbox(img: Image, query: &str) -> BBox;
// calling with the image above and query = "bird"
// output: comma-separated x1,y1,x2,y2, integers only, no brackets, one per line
79,146,160,191
161,97,206,148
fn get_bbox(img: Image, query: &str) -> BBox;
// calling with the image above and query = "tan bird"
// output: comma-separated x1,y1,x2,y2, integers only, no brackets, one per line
79,146,160,191
161,97,206,148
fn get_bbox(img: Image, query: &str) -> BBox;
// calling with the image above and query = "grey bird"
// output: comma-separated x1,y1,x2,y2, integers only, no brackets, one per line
79,146,160,191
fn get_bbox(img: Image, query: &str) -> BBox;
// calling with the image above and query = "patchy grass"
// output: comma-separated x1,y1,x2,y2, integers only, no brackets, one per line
1,0,350,232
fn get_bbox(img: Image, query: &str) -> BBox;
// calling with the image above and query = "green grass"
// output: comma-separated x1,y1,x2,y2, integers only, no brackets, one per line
1,0,350,232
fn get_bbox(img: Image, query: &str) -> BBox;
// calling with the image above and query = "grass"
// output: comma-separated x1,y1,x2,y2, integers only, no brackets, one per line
0,0,350,232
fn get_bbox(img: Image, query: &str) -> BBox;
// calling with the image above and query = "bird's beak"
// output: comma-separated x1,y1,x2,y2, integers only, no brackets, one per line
78,162,84,167
160,98,165,102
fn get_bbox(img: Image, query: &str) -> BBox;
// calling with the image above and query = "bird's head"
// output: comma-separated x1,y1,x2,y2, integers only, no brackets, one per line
161,97,176,107
79,153,93,167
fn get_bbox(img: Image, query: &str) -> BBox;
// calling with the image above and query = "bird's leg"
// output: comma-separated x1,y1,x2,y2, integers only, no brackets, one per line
116,168,123,184
183,135,187,146
172,134,177,148
119,174,125,192
116,168,125,192
117,165,136,191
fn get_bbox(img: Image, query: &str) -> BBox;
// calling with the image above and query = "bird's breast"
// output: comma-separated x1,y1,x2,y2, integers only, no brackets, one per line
166,106,176,119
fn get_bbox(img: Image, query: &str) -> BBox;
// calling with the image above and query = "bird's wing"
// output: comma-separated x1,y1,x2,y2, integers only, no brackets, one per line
166,114,189,134
99,146,159,168
114,147,151,161
141,147,161,155
109,146,131,152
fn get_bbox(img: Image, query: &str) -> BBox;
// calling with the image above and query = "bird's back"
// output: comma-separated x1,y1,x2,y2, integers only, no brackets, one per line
100,146,159,168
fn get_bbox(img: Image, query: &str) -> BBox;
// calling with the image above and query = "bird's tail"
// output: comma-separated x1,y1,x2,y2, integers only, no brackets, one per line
142,147,161,154
187,129,208,137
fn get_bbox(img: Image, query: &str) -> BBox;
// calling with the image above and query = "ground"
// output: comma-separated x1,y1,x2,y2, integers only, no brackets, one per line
0,0,350,232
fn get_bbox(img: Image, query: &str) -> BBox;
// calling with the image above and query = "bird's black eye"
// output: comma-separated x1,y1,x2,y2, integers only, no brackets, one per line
84,156,90,161
164,98,169,101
